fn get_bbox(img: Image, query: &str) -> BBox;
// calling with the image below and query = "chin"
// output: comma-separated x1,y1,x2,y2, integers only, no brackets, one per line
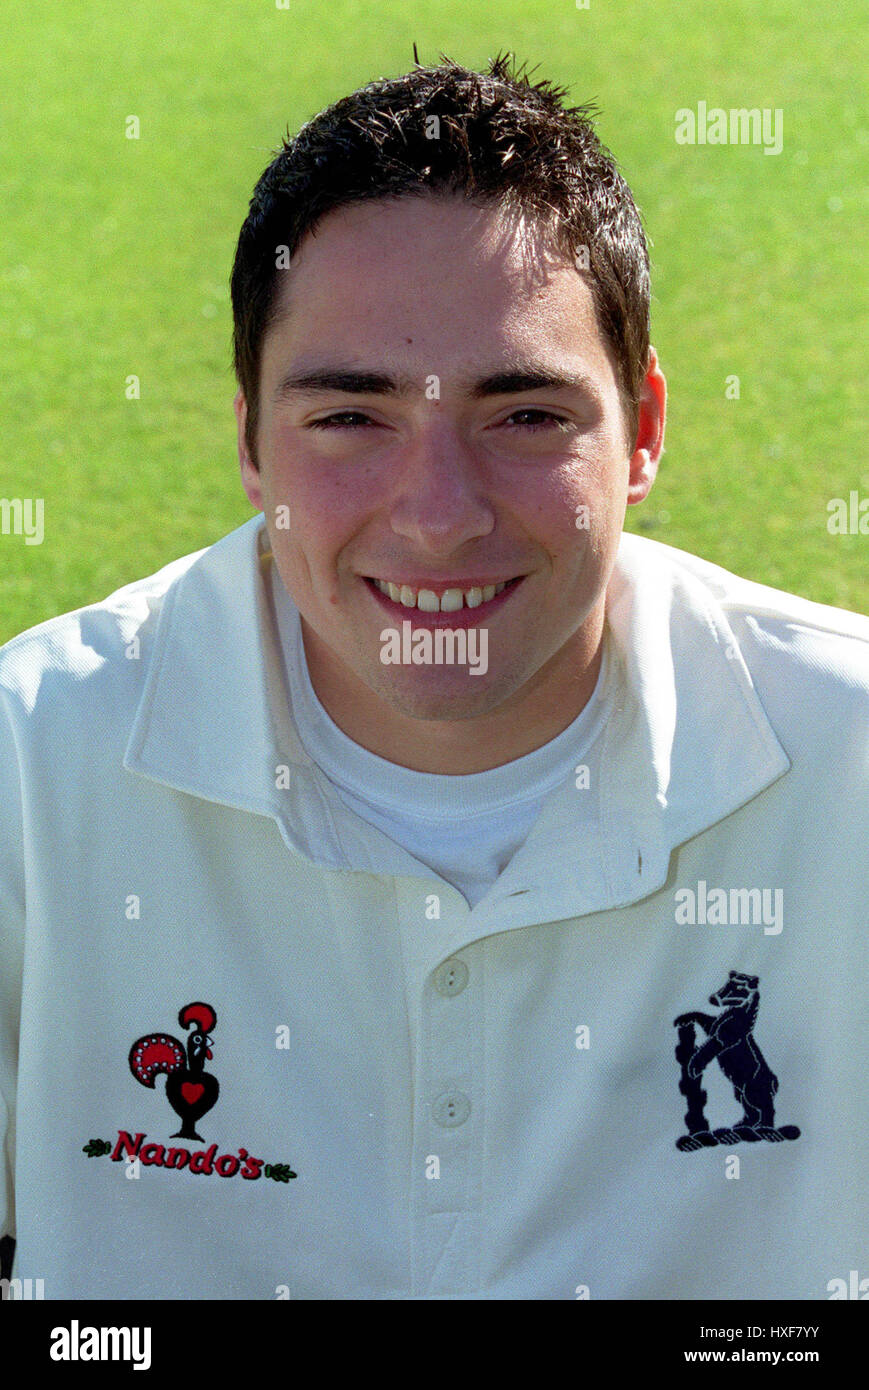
369,665,514,723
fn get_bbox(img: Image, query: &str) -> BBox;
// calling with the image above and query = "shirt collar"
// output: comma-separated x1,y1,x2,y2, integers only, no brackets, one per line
474,531,791,927
124,516,348,867
124,516,791,907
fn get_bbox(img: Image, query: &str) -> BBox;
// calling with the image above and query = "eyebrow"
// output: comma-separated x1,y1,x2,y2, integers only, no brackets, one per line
271,364,600,402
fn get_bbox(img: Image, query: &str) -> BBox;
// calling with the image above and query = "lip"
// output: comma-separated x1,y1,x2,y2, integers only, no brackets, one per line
363,575,525,627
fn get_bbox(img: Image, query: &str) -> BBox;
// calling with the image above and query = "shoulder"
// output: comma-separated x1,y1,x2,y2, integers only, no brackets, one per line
0,542,209,731
618,531,868,662
617,533,869,765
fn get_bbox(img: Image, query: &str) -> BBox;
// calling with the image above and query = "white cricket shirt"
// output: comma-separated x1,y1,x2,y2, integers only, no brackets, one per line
0,514,866,1299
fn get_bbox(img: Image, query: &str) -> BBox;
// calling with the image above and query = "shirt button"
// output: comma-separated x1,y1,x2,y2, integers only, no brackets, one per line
432,1091,471,1128
434,958,469,996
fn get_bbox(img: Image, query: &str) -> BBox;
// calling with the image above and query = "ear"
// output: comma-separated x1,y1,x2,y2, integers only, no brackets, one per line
235,390,264,511
626,347,666,506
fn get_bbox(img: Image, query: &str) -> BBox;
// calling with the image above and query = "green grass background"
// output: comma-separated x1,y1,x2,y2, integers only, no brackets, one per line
1,0,866,643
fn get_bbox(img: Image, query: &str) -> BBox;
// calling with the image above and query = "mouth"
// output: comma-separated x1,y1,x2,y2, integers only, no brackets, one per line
363,574,525,626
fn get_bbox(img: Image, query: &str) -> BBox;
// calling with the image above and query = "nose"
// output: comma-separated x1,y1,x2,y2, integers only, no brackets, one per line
388,419,495,554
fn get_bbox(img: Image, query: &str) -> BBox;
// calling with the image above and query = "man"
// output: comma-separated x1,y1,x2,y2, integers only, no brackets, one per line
1,56,866,1301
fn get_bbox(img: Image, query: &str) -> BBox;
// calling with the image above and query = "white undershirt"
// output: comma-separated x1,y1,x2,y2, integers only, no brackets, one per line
270,565,614,907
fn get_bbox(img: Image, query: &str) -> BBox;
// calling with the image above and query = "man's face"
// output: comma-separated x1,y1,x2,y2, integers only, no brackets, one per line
236,194,663,731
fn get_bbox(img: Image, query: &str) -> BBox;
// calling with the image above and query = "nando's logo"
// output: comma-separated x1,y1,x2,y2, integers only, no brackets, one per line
130,1000,220,1142
81,1000,296,1185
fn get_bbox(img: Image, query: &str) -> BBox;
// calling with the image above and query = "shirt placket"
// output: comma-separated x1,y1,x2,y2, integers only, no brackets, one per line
399,883,484,1299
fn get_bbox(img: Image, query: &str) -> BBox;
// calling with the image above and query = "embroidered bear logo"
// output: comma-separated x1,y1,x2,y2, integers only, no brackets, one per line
673,971,800,1150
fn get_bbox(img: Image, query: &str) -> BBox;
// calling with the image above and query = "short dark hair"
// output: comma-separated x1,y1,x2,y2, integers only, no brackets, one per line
231,53,651,464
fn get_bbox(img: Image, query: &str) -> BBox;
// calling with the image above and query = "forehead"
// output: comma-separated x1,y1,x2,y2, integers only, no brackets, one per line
260,194,614,381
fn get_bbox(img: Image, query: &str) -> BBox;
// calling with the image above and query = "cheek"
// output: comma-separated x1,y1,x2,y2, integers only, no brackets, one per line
262,455,376,587
516,461,610,560
269,429,386,514
559,450,627,543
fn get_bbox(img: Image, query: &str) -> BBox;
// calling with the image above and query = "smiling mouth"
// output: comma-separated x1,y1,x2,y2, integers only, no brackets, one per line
364,576,524,614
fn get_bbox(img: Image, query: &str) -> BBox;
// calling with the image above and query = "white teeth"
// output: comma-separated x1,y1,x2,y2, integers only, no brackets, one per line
439,588,465,612
372,577,515,611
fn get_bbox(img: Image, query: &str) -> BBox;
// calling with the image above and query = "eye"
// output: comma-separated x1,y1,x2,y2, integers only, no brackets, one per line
307,411,377,430
501,409,572,432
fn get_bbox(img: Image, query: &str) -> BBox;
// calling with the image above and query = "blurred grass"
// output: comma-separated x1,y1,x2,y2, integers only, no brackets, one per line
0,0,866,643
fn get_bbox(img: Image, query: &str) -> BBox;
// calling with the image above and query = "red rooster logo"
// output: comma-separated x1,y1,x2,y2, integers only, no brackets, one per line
129,1002,220,1142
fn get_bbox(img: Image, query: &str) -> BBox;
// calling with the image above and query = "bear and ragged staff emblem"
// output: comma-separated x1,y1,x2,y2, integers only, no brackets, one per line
673,972,800,1151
